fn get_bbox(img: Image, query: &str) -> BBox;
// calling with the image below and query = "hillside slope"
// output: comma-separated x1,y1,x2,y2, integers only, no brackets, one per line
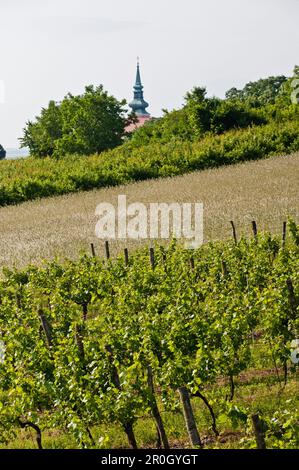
0,119,298,207
1,151,298,268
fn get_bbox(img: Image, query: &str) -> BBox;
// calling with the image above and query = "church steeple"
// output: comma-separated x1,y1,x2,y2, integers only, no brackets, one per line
129,59,150,117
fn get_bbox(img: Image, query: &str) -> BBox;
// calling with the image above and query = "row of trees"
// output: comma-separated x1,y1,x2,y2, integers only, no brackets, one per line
130,66,299,146
20,67,298,158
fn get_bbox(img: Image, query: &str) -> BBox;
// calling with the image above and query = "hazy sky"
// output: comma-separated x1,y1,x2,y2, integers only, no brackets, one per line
0,0,298,147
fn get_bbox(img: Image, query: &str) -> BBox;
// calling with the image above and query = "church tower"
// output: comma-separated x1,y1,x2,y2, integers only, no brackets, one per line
126,59,151,132
129,59,150,117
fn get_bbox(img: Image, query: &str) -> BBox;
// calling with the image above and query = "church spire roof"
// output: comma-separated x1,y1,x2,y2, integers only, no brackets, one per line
129,59,150,117
135,58,142,87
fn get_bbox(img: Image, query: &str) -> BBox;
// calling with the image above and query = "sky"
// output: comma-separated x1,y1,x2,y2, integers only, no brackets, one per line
0,0,298,147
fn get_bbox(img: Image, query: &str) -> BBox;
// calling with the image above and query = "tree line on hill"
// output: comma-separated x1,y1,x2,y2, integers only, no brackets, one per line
20,66,299,158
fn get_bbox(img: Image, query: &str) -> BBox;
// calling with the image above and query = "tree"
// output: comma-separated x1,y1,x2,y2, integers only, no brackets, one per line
184,87,216,137
20,101,62,158
225,75,288,106
274,65,299,107
184,87,264,137
20,85,129,158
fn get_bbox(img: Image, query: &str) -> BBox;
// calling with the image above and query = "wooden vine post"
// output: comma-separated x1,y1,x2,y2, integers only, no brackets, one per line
178,386,202,448
124,248,129,266
190,256,195,270
38,310,53,349
282,221,287,248
160,247,167,270
230,220,237,244
221,260,228,277
105,240,110,260
251,414,266,449
252,220,258,239
90,243,96,257
149,247,155,270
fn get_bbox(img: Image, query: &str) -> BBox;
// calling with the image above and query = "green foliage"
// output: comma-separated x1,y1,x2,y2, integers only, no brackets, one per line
289,218,299,247
18,67,298,160
0,226,298,447
20,101,63,157
265,409,299,448
20,85,129,158
225,75,288,106
129,109,194,146
130,86,267,145
184,87,266,137
130,67,298,146
1,119,299,206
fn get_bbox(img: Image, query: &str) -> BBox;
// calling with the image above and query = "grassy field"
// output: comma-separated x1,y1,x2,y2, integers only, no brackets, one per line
0,151,298,268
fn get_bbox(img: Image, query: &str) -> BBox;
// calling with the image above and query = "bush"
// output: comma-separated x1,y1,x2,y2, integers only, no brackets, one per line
0,119,298,207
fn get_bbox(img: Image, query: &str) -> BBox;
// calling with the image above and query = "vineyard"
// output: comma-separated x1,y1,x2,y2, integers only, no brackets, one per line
0,221,298,449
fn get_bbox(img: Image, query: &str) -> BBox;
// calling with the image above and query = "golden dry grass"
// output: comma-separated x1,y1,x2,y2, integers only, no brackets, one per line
0,152,298,268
